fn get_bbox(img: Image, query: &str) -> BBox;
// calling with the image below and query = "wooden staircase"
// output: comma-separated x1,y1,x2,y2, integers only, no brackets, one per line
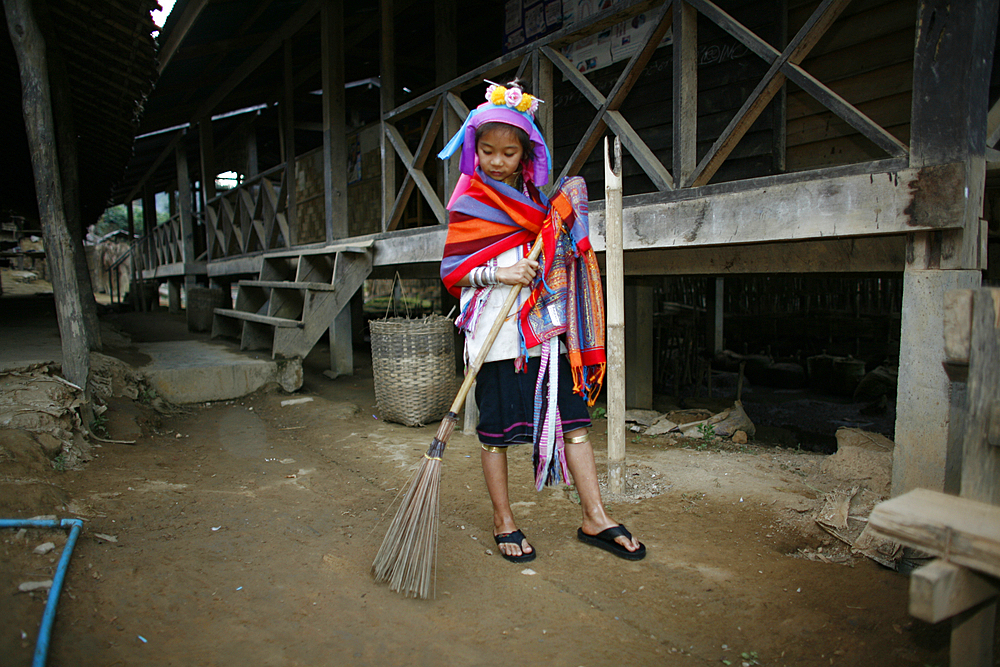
212,242,373,361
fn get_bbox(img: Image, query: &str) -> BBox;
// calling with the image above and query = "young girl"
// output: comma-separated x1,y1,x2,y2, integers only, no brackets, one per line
438,81,645,563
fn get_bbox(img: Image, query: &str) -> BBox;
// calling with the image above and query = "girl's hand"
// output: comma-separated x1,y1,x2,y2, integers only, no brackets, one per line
497,258,538,286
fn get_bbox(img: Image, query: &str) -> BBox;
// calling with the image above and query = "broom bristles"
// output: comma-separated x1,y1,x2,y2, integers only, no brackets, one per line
372,454,441,599
373,414,457,600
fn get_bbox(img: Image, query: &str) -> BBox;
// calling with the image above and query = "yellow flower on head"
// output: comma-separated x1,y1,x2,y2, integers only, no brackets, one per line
515,95,533,113
490,87,506,105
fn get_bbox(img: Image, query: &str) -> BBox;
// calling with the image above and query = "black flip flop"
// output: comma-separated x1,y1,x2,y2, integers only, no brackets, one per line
577,524,646,561
494,529,536,563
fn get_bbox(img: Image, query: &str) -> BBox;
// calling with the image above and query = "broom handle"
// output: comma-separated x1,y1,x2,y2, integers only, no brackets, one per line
447,235,545,415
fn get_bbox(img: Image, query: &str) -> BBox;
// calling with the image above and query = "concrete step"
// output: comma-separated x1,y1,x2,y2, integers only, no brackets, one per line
136,340,302,404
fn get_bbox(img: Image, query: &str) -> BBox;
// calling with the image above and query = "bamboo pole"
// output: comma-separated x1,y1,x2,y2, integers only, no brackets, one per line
604,136,625,495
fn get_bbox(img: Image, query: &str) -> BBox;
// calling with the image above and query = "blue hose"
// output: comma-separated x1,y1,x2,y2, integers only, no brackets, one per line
0,518,84,667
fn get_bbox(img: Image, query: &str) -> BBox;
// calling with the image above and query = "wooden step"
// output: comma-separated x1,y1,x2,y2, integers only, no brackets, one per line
869,488,1000,579
213,308,302,328
239,279,336,292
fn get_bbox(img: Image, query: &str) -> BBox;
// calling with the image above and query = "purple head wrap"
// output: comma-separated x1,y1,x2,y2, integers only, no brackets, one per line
438,101,551,186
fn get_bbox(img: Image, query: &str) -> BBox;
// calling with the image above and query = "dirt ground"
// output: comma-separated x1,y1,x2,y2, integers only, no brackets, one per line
0,292,979,667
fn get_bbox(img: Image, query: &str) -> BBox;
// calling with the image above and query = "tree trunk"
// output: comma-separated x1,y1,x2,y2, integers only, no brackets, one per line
5,0,92,391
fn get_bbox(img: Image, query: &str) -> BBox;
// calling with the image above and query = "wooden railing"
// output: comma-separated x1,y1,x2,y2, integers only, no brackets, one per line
204,163,292,260
137,213,183,271
380,0,910,232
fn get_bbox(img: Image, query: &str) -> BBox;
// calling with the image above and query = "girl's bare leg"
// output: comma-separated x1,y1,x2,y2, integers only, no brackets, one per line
563,428,641,552
481,447,532,558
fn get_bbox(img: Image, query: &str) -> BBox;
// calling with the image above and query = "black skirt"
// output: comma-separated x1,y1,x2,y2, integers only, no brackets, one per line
474,354,592,446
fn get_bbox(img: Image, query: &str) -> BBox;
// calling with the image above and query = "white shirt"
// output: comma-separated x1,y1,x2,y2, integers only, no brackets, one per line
461,245,537,365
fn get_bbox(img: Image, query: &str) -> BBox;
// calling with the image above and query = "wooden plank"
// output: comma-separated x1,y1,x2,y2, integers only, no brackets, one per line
190,0,322,125
786,62,914,121
213,309,302,328
787,126,910,172
961,288,1000,503
385,97,445,231
787,92,911,147
544,46,674,190
239,280,337,292
619,236,906,274
868,488,1000,579
944,289,975,364
689,0,908,160
910,558,999,623
384,119,447,227
157,0,210,73
587,163,968,252
383,0,662,123
689,0,854,187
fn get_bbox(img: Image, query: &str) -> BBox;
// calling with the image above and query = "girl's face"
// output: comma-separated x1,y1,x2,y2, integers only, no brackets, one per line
476,126,524,183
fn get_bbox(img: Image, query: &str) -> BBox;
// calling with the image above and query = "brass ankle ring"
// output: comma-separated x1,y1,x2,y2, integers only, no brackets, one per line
565,434,590,445
481,443,505,454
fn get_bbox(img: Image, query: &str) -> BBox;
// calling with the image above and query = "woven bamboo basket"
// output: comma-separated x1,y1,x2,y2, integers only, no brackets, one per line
370,315,457,427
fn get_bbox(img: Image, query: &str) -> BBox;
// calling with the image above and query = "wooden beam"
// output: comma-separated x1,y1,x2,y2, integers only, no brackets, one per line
673,0,697,187
321,0,347,242
689,0,853,187
157,0,210,73
190,0,322,125
384,0,663,123
4,0,90,388
124,128,187,207
910,0,999,167
380,0,396,232
587,163,970,252
689,0,908,163
282,40,297,243
961,288,1000,503
544,46,673,190
384,116,447,228
869,488,1000,579
175,137,196,273
910,558,999,623
199,115,217,204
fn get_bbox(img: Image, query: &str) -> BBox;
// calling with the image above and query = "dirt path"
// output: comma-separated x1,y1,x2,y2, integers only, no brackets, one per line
1,313,956,666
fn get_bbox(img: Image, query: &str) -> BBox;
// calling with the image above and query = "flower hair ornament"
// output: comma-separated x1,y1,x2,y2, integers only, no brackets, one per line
438,80,552,197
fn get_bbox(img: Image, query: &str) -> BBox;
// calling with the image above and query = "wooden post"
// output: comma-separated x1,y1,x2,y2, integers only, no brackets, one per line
625,281,654,409
321,0,347,241
605,137,625,496
532,50,554,188
198,116,216,207
322,0,352,376
960,288,1000,505
434,0,456,205
5,0,90,390
32,0,101,352
894,0,998,496
380,0,396,232
176,136,196,291
672,0,697,187
282,40,297,244
704,277,724,357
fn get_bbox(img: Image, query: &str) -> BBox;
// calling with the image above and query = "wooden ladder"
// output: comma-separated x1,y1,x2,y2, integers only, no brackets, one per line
212,242,373,361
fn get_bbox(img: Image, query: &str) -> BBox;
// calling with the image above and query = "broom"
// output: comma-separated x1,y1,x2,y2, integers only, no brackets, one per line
372,234,546,599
